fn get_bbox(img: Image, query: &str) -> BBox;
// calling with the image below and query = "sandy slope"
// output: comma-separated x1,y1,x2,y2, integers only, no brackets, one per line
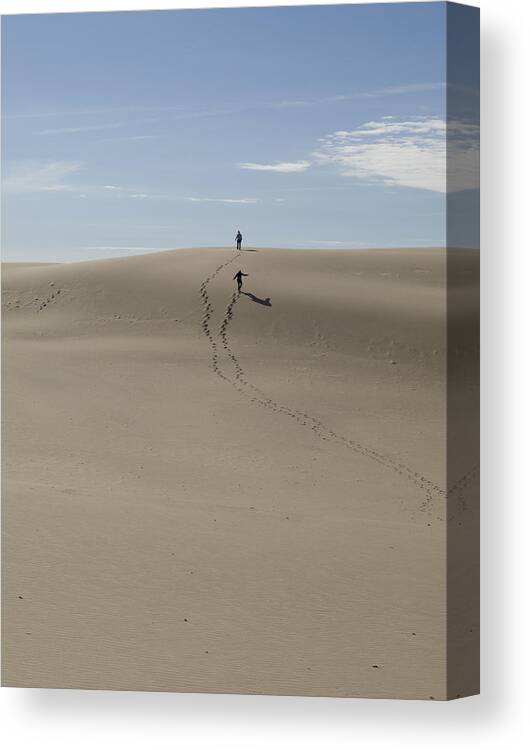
1,247,479,698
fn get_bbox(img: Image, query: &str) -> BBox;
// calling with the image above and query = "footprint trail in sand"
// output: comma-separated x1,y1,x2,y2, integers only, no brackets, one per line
199,254,478,506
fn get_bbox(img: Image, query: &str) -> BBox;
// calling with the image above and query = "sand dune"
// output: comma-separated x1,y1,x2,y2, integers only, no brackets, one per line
1,246,479,698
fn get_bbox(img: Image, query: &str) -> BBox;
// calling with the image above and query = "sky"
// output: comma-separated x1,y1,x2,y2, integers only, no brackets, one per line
1,3,479,262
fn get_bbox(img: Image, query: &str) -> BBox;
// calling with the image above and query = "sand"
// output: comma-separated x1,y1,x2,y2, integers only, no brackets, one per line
1,246,479,699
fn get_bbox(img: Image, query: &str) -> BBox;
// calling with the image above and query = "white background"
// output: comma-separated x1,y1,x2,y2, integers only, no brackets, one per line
1,1,527,748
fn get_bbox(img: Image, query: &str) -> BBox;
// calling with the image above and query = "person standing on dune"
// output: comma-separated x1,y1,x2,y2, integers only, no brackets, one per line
235,230,243,251
233,270,248,293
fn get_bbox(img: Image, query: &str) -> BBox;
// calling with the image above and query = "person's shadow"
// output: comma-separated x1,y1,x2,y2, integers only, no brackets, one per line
243,291,272,307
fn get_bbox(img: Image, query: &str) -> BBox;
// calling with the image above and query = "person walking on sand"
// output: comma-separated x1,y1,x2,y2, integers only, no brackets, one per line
235,230,243,251
233,269,248,293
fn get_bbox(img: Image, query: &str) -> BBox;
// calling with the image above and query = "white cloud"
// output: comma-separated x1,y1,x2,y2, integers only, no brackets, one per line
8,82,446,122
94,135,157,144
364,83,445,98
39,122,122,135
2,168,157,198
101,186,155,198
237,160,311,173
313,117,478,193
188,197,259,204
2,160,83,193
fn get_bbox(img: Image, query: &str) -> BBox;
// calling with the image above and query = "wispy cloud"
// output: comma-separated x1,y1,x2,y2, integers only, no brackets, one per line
2,164,159,198
188,197,259,204
4,107,160,120
100,185,157,198
237,115,477,193
356,82,445,99
38,122,122,136
286,82,445,109
2,160,83,193
93,134,157,144
238,160,311,173
6,82,448,124
313,117,479,193
251,82,446,110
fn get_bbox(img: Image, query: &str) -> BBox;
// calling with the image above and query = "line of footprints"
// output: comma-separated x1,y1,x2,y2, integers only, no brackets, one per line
35,284,62,312
199,254,478,509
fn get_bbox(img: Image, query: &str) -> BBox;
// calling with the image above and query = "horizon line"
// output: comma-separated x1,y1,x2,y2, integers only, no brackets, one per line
2,244,481,265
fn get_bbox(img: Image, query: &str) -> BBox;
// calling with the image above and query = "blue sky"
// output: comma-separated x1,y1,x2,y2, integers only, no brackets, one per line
2,3,477,261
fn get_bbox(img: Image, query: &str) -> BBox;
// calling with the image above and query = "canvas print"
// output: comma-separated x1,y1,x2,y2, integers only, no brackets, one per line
1,2,479,699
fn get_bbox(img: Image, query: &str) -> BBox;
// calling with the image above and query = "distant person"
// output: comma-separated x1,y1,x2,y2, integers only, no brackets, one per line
235,230,243,251
233,269,248,293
